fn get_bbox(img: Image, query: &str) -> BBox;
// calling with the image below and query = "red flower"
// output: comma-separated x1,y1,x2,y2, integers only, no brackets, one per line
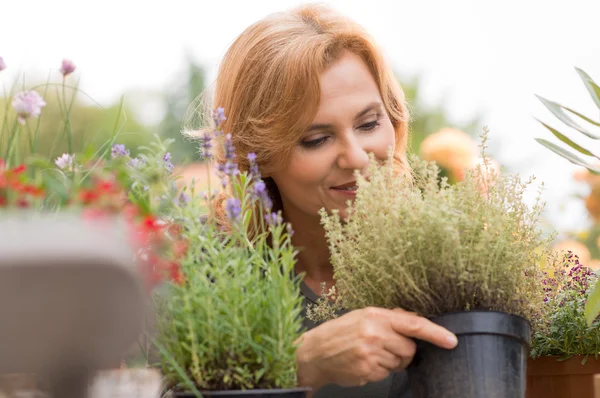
16,198,29,208
98,180,116,192
12,165,26,174
79,189,100,204
22,184,44,197
142,215,162,233
168,261,184,285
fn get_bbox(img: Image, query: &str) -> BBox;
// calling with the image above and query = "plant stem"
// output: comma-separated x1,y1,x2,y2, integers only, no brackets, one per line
62,78,73,154
5,119,20,168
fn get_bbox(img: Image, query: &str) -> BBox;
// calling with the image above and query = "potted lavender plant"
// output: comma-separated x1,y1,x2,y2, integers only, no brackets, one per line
309,130,549,398
152,110,309,398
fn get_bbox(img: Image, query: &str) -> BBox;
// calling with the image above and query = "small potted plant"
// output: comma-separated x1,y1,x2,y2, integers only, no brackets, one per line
152,111,309,397
309,131,549,398
528,252,600,398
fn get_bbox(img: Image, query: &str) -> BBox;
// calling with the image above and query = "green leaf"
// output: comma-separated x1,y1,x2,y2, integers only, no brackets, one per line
152,339,203,398
536,119,598,158
535,138,600,174
585,282,600,326
536,95,600,139
576,68,600,110
563,106,600,128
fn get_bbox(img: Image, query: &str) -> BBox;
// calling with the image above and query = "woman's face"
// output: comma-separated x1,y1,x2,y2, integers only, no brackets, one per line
270,51,396,221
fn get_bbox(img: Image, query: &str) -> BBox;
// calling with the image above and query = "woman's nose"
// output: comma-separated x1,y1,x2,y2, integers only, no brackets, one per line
336,134,370,172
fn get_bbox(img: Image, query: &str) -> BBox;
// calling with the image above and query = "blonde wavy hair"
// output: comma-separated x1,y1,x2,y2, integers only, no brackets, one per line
186,4,410,229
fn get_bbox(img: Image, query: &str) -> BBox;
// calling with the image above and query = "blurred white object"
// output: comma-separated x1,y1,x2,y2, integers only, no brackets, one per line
0,214,146,397
89,369,162,398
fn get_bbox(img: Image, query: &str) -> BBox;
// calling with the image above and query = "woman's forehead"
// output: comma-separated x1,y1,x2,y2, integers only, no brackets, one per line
312,52,382,123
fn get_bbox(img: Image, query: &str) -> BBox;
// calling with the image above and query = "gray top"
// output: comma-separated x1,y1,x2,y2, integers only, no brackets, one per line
299,282,412,398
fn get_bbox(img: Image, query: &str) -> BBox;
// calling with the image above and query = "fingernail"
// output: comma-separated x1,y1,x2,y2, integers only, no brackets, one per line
446,334,458,347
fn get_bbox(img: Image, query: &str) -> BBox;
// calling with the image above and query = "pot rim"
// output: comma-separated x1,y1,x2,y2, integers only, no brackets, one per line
427,310,531,346
175,387,311,396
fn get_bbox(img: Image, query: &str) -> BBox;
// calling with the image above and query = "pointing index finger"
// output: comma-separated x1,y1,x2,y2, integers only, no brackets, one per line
390,310,458,349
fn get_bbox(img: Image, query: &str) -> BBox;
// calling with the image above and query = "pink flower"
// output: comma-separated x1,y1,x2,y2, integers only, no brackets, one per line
0,57,6,72
12,91,47,125
60,59,76,77
55,153,75,171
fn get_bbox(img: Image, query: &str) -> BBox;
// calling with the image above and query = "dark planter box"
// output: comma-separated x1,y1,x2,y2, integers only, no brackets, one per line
527,356,600,398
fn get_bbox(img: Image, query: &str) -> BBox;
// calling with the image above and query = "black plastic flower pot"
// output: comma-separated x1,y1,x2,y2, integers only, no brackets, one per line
174,388,310,397
406,311,531,398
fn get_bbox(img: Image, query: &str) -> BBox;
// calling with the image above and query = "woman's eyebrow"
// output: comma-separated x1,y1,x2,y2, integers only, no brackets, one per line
354,102,382,120
305,123,332,134
305,102,382,134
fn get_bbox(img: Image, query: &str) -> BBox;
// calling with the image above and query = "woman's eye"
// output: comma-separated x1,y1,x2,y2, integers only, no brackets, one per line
359,120,380,131
301,136,328,149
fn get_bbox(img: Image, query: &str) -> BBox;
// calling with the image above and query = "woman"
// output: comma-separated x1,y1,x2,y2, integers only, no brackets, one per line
203,4,458,397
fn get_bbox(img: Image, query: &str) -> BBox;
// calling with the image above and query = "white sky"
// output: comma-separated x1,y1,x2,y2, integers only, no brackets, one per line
2,0,600,232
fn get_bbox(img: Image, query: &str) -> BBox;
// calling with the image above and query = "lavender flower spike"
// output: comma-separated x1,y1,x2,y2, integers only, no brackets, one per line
253,180,273,210
176,191,191,207
0,57,6,72
111,144,130,158
163,152,174,173
226,198,241,221
248,152,260,181
212,107,226,129
60,59,76,77
224,134,236,162
12,91,47,125
128,157,144,168
217,133,239,185
265,211,283,226
200,131,212,159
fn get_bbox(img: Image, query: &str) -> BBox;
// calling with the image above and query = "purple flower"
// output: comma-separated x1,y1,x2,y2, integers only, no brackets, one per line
224,134,236,162
163,152,174,173
253,180,272,210
0,57,6,72
111,144,130,158
55,153,75,171
60,59,76,77
212,107,226,129
248,152,260,181
200,131,212,159
286,223,294,237
176,191,190,207
225,198,241,221
217,134,239,186
12,90,47,125
265,211,283,226
128,157,144,168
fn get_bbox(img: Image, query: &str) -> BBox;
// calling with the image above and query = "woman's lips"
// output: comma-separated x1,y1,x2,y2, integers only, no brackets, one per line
330,181,358,197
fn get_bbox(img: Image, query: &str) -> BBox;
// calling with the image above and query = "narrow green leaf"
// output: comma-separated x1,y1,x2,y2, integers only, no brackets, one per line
585,282,600,326
576,68,600,111
535,138,600,174
536,118,598,158
152,339,203,398
536,95,600,139
563,106,600,128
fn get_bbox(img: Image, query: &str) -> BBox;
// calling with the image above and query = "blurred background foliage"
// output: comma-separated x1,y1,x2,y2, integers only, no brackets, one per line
0,62,482,168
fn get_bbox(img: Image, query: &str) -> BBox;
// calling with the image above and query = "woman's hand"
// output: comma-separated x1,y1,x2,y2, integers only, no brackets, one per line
295,307,457,391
